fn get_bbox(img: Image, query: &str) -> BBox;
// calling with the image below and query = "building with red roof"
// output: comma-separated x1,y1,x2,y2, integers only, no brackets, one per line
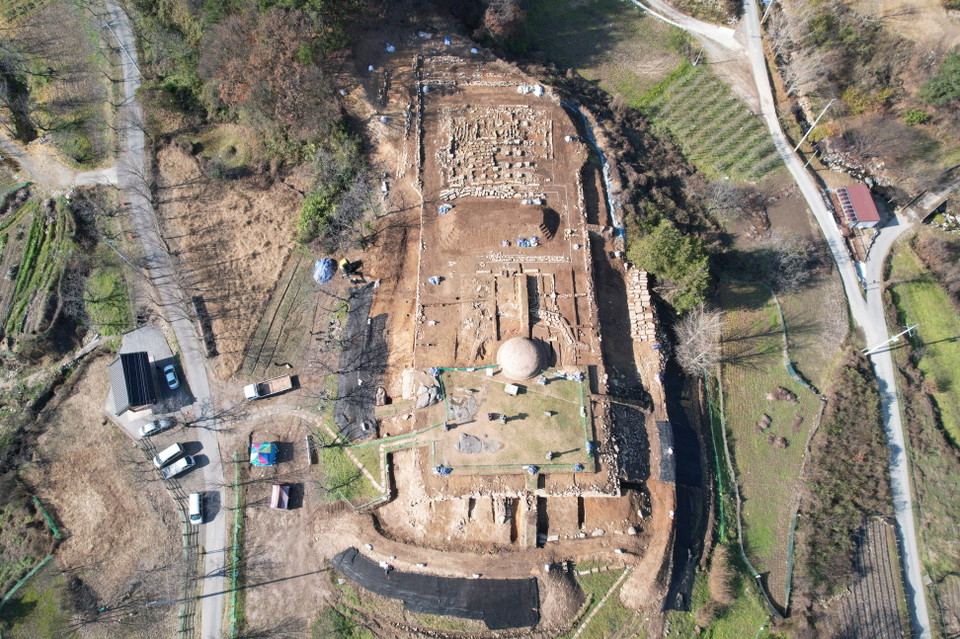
836,184,881,229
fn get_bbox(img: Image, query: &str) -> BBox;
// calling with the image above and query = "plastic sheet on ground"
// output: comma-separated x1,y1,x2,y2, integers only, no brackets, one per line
313,258,336,284
332,547,540,629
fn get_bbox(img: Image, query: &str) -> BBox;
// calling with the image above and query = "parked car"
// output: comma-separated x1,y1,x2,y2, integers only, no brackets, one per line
163,364,180,390
139,418,174,438
188,492,203,525
153,443,185,469
161,455,196,480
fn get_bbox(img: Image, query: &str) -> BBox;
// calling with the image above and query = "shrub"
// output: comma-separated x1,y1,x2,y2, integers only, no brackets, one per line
627,220,710,313
903,108,931,125
296,187,338,244
919,46,960,106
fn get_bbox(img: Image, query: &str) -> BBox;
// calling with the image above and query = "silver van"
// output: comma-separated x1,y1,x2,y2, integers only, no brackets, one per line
153,443,185,469
188,493,203,525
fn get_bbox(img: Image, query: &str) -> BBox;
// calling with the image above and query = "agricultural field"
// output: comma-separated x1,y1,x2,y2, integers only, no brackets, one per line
526,0,683,94
526,0,780,182
717,280,827,608
0,186,75,341
241,251,322,379
887,240,960,446
819,518,909,638
636,63,780,181
1,0,115,168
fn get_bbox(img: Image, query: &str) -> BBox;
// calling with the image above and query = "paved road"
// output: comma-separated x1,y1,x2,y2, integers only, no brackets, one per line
102,3,227,638
631,1,931,635
739,3,929,635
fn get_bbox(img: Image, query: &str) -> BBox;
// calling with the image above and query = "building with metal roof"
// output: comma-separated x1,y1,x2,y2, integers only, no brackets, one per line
108,351,157,415
836,184,881,229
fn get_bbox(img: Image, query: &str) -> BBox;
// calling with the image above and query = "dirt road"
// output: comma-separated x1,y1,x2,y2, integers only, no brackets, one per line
0,131,118,189
101,2,227,637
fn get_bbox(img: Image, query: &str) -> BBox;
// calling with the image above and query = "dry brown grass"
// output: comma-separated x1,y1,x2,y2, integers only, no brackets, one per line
708,546,734,606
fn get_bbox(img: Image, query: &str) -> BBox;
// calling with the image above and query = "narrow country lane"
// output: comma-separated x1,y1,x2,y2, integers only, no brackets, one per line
101,3,227,638
740,3,929,635
629,0,931,635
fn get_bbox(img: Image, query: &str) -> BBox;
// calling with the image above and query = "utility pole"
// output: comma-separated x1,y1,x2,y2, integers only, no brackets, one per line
793,98,836,153
862,324,919,355
761,0,775,23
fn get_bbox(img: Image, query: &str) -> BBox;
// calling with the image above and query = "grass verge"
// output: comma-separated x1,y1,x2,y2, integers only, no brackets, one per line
887,241,960,446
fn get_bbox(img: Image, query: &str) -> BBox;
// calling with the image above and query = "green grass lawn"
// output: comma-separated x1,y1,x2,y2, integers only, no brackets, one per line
718,281,823,590
315,427,383,506
888,242,960,447
430,369,592,473
84,252,133,336
558,568,629,639
666,560,771,639
0,562,74,639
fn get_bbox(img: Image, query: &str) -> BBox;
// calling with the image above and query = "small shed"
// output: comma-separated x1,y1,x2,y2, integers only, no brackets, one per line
108,351,157,415
836,185,881,229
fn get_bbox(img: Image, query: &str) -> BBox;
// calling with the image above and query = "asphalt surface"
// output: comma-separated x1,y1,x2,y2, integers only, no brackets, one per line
102,3,227,638
631,0,932,635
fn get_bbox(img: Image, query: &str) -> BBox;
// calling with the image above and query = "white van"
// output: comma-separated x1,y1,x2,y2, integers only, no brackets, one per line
153,443,185,469
188,493,203,525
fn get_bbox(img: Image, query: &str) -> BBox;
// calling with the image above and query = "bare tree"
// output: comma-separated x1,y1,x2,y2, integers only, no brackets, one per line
674,304,723,376
481,0,525,39
762,233,821,293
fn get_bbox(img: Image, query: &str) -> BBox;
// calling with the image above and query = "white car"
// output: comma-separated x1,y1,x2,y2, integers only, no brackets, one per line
161,455,195,480
163,364,180,390
139,417,174,438
188,493,203,525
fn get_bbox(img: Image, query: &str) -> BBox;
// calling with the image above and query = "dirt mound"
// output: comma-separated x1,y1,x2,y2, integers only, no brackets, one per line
767,387,799,404
539,568,585,627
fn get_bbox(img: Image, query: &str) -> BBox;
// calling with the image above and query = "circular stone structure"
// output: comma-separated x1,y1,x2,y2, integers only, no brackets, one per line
496,337,545,380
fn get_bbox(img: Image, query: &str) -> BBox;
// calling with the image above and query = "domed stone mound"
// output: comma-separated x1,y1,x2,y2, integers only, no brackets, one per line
496,337,545,380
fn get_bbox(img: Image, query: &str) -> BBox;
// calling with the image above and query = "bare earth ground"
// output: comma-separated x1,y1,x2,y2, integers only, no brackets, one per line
154,142,306,379
24,352,181,639
851,0,960,50
220,414,333,636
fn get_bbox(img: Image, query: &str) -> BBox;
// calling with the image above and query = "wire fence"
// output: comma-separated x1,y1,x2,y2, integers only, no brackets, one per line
228,452,242,638
138,438,200,639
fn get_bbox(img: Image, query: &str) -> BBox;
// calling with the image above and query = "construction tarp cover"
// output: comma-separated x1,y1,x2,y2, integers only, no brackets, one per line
313,258,336,284
332,547,540,629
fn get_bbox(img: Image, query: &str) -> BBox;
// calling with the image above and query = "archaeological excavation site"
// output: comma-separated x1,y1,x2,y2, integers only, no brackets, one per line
317,32,680,632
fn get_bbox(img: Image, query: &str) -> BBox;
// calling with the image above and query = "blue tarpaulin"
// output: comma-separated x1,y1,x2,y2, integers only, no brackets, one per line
313,258,336,284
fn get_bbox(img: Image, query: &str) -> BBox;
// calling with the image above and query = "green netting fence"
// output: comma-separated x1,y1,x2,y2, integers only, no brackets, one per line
228,453,242,638
0,496,62,636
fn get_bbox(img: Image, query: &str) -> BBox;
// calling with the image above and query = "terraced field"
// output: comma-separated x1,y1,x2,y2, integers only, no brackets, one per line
0,186,75,340
827,517,909,638
636,63,781,181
